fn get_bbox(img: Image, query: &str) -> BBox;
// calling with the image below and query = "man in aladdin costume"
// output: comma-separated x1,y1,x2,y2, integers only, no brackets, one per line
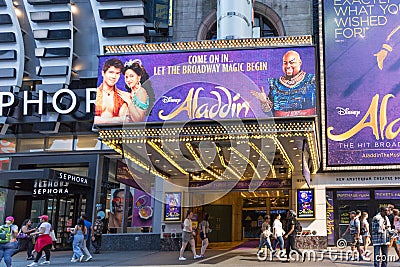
251,50,316,117
94,58,126,124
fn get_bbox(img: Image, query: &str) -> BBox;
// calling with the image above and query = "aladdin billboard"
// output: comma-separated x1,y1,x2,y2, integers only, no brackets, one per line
323,0,400,167
94,45,316,126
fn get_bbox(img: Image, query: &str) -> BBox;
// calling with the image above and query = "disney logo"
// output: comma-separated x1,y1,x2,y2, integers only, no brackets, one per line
162,96,181,104
336,107,360,117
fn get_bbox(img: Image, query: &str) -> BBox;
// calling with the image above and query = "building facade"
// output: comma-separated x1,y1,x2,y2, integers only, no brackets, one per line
3,0,394,252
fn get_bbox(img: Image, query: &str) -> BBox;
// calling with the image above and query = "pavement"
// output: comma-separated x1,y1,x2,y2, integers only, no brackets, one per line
3,245,400,267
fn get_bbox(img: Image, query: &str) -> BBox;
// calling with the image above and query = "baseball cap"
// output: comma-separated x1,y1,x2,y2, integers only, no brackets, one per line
39,215,49,221
5,216,14,222
349,211,356,215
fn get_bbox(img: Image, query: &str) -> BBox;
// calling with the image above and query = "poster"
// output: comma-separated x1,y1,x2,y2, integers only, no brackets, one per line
163,192,182,222
296,189,315,219
94,46,316,125
324,0,400,166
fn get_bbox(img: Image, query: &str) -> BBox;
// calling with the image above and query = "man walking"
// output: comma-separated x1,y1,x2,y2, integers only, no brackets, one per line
81,214,93,262
283,210,303,262
372,206,391,267
92,216,104,254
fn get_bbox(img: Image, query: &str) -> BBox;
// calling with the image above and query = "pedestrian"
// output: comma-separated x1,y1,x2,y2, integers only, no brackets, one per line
178,210,201,261
341,210,363,261
0,216,18,267
392,209,400,261
80,214,93,262
257,215,274,256
360,212,371,257
18,219,36,260
199,212,210,258
70,219,85,262
92,216,104,254
27,215,53,266
272,213,285,256
283,210,303,262
372,206,391,267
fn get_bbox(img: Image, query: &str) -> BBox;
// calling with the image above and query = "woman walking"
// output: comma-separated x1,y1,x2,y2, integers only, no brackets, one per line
179,210,201,261
19,219,36,260
27,215,53,266
70,219,85,262
272,213,285,256
199,213,210,258
360,211,371,257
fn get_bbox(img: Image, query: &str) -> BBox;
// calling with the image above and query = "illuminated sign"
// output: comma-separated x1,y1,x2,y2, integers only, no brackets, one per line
163,192,182,222
94,45,316,125
296,189,315,219
0,89,96,117
323,0,400,166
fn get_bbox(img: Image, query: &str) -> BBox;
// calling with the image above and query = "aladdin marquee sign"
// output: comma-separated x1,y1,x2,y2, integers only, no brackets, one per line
323,0,400,167
94,45,316,125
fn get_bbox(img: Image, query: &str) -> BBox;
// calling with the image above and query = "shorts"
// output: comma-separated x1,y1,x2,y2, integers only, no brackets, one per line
182,231,194,243
200,232,208,240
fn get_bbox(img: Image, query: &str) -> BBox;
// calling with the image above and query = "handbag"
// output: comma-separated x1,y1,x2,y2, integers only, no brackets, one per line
68,234,74,244
16,231,28,240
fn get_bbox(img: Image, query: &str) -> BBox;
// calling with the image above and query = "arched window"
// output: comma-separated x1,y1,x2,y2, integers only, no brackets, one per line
197,3,285,41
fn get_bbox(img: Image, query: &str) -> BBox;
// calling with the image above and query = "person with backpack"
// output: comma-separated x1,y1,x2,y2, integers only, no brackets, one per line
92,216,103,254
283,210,303,262
0,216,18,267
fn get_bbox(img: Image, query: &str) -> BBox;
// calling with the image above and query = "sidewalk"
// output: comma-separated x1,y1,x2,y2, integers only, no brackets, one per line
2,246,395,267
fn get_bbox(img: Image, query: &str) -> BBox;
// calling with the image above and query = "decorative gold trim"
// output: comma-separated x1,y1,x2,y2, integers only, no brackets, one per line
104,36,313,54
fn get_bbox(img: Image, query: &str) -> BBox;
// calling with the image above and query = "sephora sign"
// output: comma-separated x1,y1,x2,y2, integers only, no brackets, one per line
0,88,97,116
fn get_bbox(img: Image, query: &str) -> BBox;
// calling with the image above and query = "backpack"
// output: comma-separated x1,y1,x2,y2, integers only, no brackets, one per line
295,220,302,233
93,219,103,236
0,225,12,243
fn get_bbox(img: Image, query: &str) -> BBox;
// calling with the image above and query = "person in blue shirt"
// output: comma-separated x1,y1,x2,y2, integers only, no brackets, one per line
80,214,93,262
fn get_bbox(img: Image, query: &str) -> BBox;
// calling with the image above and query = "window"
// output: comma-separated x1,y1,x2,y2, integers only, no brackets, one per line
17,139,44,152
46,136,73,151
75,135,101,151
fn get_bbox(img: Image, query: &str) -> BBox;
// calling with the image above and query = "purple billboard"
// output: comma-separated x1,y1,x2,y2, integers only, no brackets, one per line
94,46,316,125
324,0,400,166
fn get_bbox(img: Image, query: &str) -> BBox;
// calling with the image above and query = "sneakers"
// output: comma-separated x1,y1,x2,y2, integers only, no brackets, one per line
27,256,34,260
71,258,78,262
194,255,202,259
200,254,205,258
27,263,38,267
40,261,50,265
79,255,85,262
178,257,187,261
85,256,93,262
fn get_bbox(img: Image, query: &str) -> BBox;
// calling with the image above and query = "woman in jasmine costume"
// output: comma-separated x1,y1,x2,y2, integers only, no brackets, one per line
118,59,155,122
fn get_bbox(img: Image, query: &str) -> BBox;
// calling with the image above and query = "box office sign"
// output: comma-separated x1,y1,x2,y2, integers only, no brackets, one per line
323,0,400,166
94,45,316,126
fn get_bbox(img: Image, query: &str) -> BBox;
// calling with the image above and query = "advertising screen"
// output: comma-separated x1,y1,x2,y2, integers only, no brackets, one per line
94,46,316,126
296,189,315,219
324,0,400,166
163,192,182,222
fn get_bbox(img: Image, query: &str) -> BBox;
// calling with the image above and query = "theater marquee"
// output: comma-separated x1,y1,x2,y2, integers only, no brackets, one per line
94,44,316,126
322,0,400,169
